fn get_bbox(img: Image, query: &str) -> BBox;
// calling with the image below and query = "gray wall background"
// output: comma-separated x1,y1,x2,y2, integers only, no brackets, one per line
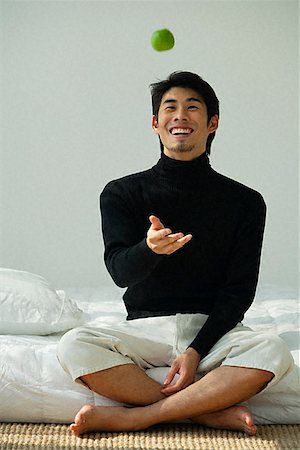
1,0,299,292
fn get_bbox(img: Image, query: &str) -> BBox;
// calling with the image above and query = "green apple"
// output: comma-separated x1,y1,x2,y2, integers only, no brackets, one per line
151,29,175,52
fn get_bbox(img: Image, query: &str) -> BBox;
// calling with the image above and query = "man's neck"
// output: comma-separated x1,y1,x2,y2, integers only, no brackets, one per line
163,148,206,161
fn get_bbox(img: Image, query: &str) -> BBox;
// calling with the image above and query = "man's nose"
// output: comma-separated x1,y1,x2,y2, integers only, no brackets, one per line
174,107,188,121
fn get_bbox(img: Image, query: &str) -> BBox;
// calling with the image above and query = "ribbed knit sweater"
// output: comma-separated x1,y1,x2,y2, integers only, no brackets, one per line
100,152,266,358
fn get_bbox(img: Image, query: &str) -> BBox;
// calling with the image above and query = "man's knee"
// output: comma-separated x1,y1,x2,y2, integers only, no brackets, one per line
262,333,293,381
57,326,84,372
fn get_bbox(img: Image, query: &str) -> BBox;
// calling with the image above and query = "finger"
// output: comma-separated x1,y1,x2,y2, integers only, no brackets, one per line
159,234,193,255
166,232,184,241
163,365,178,387
147,218,172,241
161,384,180,395
161,377,186,395
161,369,193,395
149,215,165,230
162,233,191,246
163,233,192,246
176,234,193,244
156,227,172,239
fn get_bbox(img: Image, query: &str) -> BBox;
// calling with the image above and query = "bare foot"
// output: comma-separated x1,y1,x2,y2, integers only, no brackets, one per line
70,404,140,436
191,405,257,435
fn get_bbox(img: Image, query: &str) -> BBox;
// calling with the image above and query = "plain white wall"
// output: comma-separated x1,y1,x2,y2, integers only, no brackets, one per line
0,0,298,292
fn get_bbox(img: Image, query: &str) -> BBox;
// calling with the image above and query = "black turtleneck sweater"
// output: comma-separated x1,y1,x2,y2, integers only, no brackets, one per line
100,152,266,358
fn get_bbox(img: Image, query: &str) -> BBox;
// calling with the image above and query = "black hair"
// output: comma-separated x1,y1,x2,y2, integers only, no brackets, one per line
150,71,219,154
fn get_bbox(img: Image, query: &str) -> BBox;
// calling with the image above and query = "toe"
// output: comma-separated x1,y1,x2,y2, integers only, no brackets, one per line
70,423,81,437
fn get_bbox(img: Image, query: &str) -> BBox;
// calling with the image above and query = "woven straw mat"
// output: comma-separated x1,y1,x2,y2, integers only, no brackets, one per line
1,422,300,450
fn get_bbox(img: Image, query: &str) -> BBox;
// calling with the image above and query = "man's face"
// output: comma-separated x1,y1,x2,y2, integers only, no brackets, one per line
152,87,218,161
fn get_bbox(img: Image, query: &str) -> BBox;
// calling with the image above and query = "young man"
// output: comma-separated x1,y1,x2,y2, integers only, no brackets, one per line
58,72,293,436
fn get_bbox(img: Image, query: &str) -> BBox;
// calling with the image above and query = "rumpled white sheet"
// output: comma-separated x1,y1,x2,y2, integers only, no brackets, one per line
0,284,299,424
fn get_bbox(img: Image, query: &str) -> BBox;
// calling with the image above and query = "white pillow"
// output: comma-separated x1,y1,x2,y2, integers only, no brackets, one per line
0,268,85,335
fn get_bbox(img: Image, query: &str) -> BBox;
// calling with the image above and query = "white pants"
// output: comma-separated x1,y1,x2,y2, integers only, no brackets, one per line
57,313,293,392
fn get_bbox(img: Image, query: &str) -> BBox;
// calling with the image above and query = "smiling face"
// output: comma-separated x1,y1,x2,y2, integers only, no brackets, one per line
152,87,218,161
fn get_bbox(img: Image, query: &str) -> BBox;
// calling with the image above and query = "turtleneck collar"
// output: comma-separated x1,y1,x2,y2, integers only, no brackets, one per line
152,151,212,187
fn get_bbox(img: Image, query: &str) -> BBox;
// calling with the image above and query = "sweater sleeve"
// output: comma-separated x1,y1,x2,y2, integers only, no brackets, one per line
100,181,164,288
188,193,267,358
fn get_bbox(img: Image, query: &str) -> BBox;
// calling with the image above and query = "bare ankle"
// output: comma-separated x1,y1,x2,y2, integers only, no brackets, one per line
191,405,257,435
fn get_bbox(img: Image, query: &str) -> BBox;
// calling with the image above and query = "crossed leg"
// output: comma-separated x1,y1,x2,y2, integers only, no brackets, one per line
70,364,273,436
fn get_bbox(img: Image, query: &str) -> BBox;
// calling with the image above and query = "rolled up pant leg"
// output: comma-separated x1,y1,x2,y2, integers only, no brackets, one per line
57,321,174,383
175,314,294,388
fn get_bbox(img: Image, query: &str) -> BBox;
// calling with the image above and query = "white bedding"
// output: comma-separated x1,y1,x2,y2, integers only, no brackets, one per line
0,284,299,425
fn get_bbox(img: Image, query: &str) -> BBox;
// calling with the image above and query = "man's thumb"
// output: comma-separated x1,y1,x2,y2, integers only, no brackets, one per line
149,215,164,230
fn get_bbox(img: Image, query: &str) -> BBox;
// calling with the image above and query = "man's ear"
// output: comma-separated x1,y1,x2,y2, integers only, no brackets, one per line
152,115,159,135
208,115,219,134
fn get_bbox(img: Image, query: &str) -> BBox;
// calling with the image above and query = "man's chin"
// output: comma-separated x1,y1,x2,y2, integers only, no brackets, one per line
168,144,195,153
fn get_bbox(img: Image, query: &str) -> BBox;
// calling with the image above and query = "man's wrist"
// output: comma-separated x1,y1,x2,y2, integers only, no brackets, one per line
185,347,201,361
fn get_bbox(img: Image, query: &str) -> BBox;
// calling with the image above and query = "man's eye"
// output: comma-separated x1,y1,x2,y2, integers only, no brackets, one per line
165,106,175,110
188,105,198,110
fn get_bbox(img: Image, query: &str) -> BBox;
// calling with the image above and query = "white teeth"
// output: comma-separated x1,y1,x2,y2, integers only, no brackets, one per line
171,128,192,135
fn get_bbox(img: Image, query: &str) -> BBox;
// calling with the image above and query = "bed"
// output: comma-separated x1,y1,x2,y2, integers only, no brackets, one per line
0,268,299,425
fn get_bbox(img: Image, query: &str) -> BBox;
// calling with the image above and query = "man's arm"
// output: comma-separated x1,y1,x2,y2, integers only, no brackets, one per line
100,183,191,287
161,192,266,396
100,183,160,287
188,193,267,359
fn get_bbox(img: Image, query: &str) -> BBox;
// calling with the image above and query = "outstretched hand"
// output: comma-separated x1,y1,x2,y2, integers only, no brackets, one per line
146,215,192,255
161,348,201,396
